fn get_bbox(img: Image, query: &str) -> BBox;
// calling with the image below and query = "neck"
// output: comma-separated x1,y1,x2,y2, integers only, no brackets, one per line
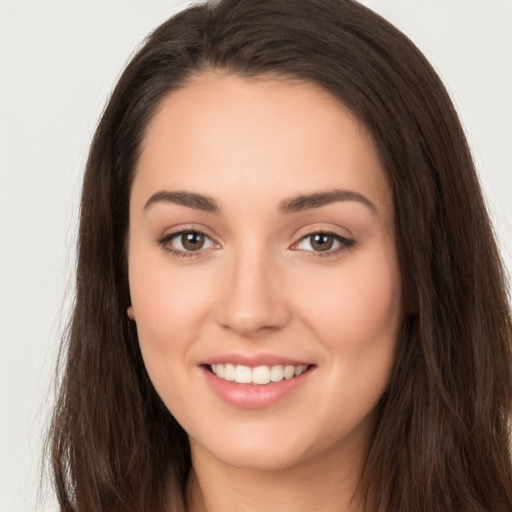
185,440,365,512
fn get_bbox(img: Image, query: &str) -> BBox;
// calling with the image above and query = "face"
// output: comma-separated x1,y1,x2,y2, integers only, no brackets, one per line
127,73,403,473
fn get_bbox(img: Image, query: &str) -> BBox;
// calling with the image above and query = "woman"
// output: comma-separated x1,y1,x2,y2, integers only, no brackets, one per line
46,0,512,510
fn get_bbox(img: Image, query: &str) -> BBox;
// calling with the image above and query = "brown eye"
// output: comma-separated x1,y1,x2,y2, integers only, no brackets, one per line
181,232,205,251
158,230,217,256
310,233,334,251
292,231,354,256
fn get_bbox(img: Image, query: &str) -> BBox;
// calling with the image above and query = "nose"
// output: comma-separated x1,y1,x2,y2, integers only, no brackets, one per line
215,248,291,338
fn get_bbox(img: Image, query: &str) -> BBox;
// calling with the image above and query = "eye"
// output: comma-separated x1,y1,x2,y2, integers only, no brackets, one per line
158,230,218,257
292,232,354,256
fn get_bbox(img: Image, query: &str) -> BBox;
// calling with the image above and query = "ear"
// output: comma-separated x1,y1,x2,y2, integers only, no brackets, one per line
127,305,135,320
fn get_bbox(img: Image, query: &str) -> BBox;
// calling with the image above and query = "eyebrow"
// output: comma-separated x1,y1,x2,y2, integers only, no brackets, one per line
278,189,378,216
144,190,220,213
143,188,378,216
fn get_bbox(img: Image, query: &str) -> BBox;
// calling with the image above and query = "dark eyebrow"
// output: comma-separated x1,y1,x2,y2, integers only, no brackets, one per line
144,190,220,213
144,188,377,216
278,189,378,216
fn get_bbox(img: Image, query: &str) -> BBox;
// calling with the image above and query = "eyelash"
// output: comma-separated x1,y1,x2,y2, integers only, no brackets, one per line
157,230,355,260
292,232,355,259
157,230,218,260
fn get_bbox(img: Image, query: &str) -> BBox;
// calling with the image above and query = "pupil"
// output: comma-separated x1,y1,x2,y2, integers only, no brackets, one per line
182,232,204,251
311,233,333,251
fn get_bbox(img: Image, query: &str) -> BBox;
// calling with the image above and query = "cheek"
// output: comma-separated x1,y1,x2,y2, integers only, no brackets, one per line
298,243,402,397
127,252,217,420
311,245,401,344
127,246,213,370
293,247,402,442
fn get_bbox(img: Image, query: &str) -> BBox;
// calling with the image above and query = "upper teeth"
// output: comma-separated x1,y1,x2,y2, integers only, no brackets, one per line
210,364,308,385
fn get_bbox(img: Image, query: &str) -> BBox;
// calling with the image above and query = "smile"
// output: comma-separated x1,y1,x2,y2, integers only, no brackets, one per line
209,363,309,385
202,360,315,408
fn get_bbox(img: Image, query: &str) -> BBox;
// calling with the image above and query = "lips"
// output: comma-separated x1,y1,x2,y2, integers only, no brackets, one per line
201,356,315,408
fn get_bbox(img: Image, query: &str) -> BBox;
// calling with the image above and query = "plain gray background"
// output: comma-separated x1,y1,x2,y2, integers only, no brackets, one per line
1,1,511,511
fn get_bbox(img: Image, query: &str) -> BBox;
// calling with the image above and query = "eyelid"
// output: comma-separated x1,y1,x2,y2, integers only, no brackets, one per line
158,223,220,243
291,232,353,250
291,223,353,244
289,225,355,258
156,225,221,259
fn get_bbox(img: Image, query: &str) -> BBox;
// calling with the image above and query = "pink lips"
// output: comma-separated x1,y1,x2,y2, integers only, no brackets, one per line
204,355,311,367
200,354,314,409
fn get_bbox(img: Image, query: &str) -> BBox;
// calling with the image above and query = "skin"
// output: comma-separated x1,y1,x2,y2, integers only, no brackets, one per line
127,72,403,512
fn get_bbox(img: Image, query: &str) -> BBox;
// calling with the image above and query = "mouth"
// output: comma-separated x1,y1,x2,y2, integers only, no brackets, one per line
205,363,313,385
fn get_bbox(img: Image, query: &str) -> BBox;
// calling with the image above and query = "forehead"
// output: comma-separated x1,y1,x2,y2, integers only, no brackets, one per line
133,72,392,218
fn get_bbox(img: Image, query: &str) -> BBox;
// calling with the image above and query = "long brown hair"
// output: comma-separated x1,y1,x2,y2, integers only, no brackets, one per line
46,1,512,510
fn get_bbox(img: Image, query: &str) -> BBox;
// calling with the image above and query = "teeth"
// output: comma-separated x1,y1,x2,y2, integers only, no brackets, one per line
270,365,283,382
283,365,295,379
224,363,235,381
210,363,309,385
294,365,307,376
253,366,271,385
235,365,252,384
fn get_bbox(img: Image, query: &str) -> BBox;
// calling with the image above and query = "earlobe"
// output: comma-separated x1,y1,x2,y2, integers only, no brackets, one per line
127,305,135,320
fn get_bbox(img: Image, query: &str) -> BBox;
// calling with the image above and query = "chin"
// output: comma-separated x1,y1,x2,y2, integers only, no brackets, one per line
211,445,308,472
190,424,333,473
